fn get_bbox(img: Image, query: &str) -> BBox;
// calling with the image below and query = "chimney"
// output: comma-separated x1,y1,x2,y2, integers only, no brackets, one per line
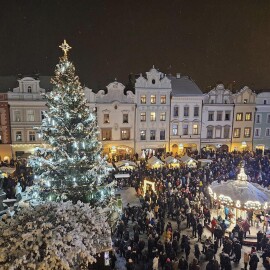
176,73,181,79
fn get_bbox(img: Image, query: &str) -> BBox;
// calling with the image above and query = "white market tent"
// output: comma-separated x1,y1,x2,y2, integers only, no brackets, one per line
147,156,164,169
198,159,213,167
179,155,197,168
115,160,137,171
164,156,180,167
0,167,16,176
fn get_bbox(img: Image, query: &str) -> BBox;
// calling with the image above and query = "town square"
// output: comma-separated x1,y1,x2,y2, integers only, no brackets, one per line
1,1,270,270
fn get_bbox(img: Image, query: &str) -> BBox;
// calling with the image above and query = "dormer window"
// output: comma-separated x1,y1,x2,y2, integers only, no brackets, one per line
28,86,32,93
152,79,155,85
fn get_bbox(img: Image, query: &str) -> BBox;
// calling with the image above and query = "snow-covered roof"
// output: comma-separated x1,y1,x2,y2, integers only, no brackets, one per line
147,156,164,166
164,156,179,164
169,75,203,96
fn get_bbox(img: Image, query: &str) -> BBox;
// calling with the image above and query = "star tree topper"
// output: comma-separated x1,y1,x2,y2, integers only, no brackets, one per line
59,40,72,59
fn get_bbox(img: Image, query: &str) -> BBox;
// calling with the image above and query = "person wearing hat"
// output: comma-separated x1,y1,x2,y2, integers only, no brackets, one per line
164,258,172,270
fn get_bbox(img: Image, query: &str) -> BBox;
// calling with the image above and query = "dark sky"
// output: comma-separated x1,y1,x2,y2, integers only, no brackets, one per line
1,0,270,91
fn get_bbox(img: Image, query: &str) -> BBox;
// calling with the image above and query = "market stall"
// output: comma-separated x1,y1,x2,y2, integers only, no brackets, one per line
179,155,197,168
164,156,180,168
147,156,164,169
115,160,137,171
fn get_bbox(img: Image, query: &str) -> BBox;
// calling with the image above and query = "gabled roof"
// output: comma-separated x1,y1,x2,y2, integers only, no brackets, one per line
169,75,203,96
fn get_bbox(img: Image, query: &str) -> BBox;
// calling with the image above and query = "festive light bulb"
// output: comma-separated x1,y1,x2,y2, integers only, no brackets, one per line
74,141,78,148
82,142,85,149
66,112,70,118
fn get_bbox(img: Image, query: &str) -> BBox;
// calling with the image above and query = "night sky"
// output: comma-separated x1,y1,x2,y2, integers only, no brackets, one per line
1,0,270,91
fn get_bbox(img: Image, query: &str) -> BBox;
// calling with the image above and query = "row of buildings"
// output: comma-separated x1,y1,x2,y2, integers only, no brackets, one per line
0,67,270,161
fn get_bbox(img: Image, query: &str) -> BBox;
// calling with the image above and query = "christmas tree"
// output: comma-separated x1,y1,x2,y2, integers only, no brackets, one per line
29,40,112,204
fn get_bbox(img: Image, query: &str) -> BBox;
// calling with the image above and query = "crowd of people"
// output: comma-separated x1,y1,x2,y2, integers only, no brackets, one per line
112,150,270,270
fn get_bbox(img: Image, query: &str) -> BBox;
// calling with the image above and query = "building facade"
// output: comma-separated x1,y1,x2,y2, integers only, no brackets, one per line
254,92,270,152
231,87,256,151
170,74,203,155
201,84,234,151
134,67,171,155
88,81,136,160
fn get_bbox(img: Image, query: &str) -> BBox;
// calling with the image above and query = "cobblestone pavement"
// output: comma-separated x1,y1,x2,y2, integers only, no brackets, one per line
113,206,265,270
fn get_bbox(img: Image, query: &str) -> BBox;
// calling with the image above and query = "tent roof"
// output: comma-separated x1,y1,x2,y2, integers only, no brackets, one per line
115,160,137,168
147,156,164,165
164,156,179,164
179,155,196,163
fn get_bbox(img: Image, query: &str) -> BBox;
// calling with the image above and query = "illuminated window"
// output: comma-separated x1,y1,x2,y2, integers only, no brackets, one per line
160,95,166,104
150,95,156,104
160,112,166,121
234,128,241,138
140,112,146,122
193,124,198,135
245,113,252,121
140,95,146,104
236,113,243,121
101,129,111,140
244,127,251,138
121,129,130,140
150,112,156,121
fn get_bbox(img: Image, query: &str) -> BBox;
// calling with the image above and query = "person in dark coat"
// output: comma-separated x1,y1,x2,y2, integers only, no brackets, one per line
197,222,203,242
233,240,241,263
249,253,259,270
178,256,188,270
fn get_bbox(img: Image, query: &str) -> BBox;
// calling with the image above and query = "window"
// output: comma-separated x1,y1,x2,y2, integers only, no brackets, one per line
160,95,166,104
208,112,214,121
160,130,165,140
140,130,146,140
123,114,128,123
256,114,261,124
245,113,252,121
210,99,214,104
236,113,243,121
14,111,21,122
41,110,47,120
224,126,230,138
160,112,166,121
150,112,156,121
150,95,156,104
184,106,189,117
140,95,146,104
27,86,32,93
194,106,199,117
29,131,36,141
173,106,179,117
121,129,130,140
244,127,251,138
104,114,110,123
225,111,231,121
193,124,198,135
150,130,156,140
140,112,146,122
0,131,2,144
183,124,188,135
233,128,241,138
207,127,213,138
215,126,222,138
264,100,267,105
266,128,270,137
152,79,155,84
101,129,111,140
254,128,261,137
217,111,222,121
243,99,248,104
16,131,22,141
172,124,178,135
26,110,35,122
267,114,270,123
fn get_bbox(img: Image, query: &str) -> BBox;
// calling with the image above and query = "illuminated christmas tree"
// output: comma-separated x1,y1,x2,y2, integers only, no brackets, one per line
29,40,112,204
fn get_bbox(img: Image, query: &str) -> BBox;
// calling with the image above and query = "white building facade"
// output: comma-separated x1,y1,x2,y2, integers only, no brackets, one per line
201,84,234,151
170,75,203,155
88,81,136,160
135,67,171,156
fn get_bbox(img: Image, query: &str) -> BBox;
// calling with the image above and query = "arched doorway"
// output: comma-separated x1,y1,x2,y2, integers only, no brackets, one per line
172,144,178,155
